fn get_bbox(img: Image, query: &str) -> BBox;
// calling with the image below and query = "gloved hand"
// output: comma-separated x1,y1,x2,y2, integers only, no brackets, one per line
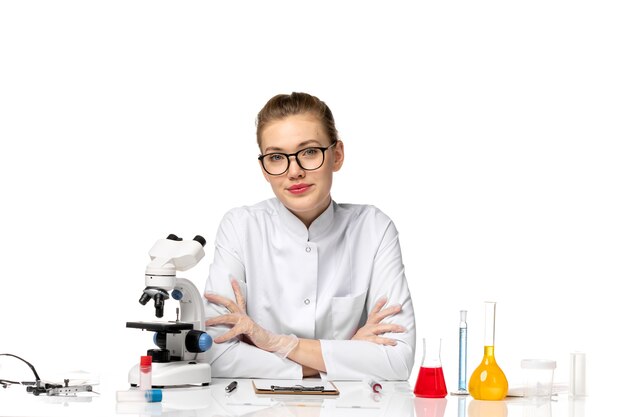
351,296,406,346
204,279,299,358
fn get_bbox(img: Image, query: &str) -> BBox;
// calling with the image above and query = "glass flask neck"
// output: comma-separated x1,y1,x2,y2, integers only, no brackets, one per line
482,346,496,363
421,337,443,368
483,301,496,346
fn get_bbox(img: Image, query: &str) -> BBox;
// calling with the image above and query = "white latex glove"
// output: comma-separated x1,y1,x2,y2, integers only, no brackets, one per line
204,279,298,358
351,296,406,346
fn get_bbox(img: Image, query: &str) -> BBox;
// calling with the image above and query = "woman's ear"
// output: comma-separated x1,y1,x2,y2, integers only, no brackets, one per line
259,159,271,183
332,140,344,172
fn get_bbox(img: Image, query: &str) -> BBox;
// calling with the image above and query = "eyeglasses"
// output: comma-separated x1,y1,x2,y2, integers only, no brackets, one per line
258,142,336,176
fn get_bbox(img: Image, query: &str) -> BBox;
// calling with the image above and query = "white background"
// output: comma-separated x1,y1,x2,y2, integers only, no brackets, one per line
1,0,624,399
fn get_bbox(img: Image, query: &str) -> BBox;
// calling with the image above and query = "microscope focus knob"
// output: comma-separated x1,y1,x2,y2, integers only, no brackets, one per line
153,332,167,350
185,330,212,353
148,348,170,363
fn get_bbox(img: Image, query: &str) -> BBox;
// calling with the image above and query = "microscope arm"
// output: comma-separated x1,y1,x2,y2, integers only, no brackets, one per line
173,278,206,332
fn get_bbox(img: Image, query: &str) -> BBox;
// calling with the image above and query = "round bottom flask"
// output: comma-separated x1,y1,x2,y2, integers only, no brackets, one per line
468,301,508,400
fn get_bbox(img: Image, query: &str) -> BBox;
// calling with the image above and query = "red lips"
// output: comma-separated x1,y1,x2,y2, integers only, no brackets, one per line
287,183,311,194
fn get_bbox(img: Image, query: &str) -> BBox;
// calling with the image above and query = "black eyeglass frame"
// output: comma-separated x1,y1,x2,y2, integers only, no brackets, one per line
258,142,337,176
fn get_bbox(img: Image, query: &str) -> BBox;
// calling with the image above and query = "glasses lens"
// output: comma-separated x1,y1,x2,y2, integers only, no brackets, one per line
262,154,288,175
261,147,327,175
297,148,324,170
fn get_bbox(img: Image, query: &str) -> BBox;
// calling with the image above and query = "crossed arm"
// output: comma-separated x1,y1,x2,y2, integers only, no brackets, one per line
204,279,406,376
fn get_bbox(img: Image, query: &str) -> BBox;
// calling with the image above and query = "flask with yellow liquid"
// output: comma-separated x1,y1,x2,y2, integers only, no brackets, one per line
468,301,508,400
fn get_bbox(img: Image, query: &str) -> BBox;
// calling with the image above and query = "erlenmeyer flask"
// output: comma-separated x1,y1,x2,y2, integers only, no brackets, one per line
414,337,448,398
468,301,508,400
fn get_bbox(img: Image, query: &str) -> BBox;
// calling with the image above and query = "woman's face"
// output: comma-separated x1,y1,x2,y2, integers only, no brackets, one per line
259,113,344,227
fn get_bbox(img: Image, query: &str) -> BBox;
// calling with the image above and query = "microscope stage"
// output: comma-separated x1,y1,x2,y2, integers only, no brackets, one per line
126,321,194,333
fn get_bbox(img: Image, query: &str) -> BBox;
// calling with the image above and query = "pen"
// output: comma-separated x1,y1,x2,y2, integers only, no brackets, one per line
225,381,238,393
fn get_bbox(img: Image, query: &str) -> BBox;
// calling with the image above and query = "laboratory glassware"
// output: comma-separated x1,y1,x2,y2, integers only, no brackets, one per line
414,337,448,398
468,301,508,400
139,355,152,390
117,389,162,403
452,310,469,395
520,359,556,397
569,352,586,397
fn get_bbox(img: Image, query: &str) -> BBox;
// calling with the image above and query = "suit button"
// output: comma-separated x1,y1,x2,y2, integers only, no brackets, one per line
304,299,310,305
305,246,311,253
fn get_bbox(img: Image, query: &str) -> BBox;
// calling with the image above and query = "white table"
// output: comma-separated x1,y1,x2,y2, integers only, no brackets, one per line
0,376,606,416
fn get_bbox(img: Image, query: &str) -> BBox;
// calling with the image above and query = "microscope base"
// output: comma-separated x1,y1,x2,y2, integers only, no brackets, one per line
128,361,211,387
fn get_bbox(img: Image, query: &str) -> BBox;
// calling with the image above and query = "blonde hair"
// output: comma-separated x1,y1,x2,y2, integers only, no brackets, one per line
256,92,339,148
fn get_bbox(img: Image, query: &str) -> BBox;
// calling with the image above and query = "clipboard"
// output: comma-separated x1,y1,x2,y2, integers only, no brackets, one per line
252,379,340,396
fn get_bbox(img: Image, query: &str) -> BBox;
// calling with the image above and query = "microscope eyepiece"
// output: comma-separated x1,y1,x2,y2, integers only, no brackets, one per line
193,235,206,247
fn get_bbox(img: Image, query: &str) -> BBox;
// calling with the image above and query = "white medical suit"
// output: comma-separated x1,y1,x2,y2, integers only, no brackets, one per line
203,198,416,380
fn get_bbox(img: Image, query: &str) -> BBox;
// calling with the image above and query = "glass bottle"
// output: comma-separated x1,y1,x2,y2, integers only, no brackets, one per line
414,337,448,398
468,301,508,400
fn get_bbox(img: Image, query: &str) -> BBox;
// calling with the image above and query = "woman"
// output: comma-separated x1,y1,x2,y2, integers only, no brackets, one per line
203,92,416,380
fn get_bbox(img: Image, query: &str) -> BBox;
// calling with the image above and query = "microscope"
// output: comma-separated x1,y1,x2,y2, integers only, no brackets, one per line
126,234,212,387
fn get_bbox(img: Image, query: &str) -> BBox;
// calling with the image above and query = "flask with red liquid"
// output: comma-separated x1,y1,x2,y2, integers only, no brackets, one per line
414,337,448,398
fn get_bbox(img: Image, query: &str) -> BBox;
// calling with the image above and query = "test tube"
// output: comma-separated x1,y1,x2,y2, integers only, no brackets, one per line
453,310,469,395
569,352,586,397
139,355,152,390
117,389,162,403
366,378,382,393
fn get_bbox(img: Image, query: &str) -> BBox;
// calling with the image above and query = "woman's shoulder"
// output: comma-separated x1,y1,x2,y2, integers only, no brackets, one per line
221,198,280,222
335,202,393,226
334,203,400,244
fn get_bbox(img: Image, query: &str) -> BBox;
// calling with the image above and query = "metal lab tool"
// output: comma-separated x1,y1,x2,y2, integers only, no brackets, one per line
46,380,94,396
126,234,212,387
1,354,98,398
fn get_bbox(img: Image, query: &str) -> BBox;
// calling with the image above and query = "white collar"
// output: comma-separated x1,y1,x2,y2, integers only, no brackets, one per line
277,199,336,242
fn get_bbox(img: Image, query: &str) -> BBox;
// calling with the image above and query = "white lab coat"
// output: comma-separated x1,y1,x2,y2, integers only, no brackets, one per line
203,198,416,380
